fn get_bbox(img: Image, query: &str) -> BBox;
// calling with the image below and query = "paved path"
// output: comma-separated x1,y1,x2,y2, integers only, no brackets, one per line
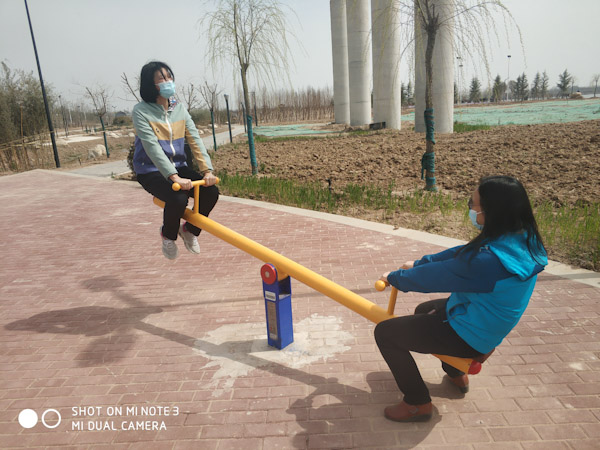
1,169,599,449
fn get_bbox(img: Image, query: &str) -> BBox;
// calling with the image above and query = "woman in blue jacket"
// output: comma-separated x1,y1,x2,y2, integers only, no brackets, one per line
132,61,218,260
375,176,547,422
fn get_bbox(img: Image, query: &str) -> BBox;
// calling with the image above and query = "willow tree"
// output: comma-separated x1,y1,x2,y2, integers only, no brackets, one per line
402,0,520,190
202,0,298,175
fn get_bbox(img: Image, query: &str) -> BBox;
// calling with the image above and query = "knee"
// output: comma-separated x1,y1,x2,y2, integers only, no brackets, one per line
414,303,433,315
207,185,219,203
414,304,426,315
168,192,189,210
199,185,219,204
374,320,392,346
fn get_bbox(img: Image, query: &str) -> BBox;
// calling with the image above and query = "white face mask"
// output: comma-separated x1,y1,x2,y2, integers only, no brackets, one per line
469,209,483,230
156,80,176,98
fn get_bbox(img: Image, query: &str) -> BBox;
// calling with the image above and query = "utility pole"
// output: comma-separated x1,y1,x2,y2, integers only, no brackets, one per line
24,0,60,167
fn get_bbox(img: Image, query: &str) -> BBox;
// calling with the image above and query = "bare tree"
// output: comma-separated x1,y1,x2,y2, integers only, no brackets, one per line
120,72,140,103
592,74,600,98
85,85,111,157
404,0,520,191
198,82,222,114
179,83,201,112
202,0,300,174
199,81,223,151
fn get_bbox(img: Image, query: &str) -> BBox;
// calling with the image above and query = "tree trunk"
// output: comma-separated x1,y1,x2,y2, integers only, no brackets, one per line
240,66,257,175
99,115,110,158
424,24,437,191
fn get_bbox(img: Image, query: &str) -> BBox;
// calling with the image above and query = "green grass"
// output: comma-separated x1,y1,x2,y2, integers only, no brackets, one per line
215,171,600,271
534,200,600,269
216,172,465,215
216,171,337,211
453,122,492,133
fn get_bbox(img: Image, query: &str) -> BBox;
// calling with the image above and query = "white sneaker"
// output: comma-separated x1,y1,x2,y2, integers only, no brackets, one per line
178,223,200,254
160,227,179,260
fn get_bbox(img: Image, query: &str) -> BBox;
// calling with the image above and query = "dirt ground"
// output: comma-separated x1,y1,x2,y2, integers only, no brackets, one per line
217,119,600,206
212,119,600,269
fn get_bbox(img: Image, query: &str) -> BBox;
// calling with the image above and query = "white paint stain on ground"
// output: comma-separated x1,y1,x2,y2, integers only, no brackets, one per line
193,314,353,395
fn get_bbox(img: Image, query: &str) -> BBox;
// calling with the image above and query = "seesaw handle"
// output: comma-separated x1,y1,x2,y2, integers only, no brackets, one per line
172,178,220,214
375,280,398,315
172,179,221,191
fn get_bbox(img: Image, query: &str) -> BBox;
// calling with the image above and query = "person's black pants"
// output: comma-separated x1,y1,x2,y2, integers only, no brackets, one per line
137,166,219,241
374,298,482,405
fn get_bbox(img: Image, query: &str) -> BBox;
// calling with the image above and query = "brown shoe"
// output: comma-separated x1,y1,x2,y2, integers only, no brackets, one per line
384,401,433,422
449,374,469,393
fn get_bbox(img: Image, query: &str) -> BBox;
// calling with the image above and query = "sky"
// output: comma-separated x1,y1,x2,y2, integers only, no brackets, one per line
1,0,599,112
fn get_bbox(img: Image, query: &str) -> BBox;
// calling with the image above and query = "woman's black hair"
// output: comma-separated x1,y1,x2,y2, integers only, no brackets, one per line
139,61,174,103
458,175,546,262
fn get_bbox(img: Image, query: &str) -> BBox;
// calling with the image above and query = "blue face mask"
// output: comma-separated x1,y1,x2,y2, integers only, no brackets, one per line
469,209,483,230
156,80,176,98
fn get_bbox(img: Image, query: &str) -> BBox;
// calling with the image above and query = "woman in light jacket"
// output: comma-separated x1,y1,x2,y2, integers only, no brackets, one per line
132,61,218,260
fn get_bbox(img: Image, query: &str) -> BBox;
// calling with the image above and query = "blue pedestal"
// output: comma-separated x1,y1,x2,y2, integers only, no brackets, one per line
261,267,293,349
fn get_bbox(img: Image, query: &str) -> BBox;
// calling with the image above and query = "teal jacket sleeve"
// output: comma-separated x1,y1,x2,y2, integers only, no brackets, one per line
413,246,461,267
132,107,177,179
388,247,512,294
184,109,212,173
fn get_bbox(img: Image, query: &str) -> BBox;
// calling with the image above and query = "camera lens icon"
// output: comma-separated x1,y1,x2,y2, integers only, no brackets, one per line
18,409,61,429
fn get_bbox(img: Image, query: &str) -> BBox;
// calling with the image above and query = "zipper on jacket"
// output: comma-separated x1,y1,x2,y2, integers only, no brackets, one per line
165,109,176,161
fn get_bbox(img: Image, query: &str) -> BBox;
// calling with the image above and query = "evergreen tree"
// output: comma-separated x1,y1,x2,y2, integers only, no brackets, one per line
530,72,541,100
557,69,572,98
469,77,481,103
454,81,459,104
540,71,549,99
492,74,505,102
514,73,529,101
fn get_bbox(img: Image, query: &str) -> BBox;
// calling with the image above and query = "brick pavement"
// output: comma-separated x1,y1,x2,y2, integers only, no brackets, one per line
0,169,599,449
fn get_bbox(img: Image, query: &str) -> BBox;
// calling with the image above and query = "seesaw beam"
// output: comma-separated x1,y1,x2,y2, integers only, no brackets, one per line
153,196,480,374
155,197,391,323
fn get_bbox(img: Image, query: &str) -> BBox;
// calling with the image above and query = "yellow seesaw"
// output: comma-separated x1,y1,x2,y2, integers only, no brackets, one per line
154,179,483,375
